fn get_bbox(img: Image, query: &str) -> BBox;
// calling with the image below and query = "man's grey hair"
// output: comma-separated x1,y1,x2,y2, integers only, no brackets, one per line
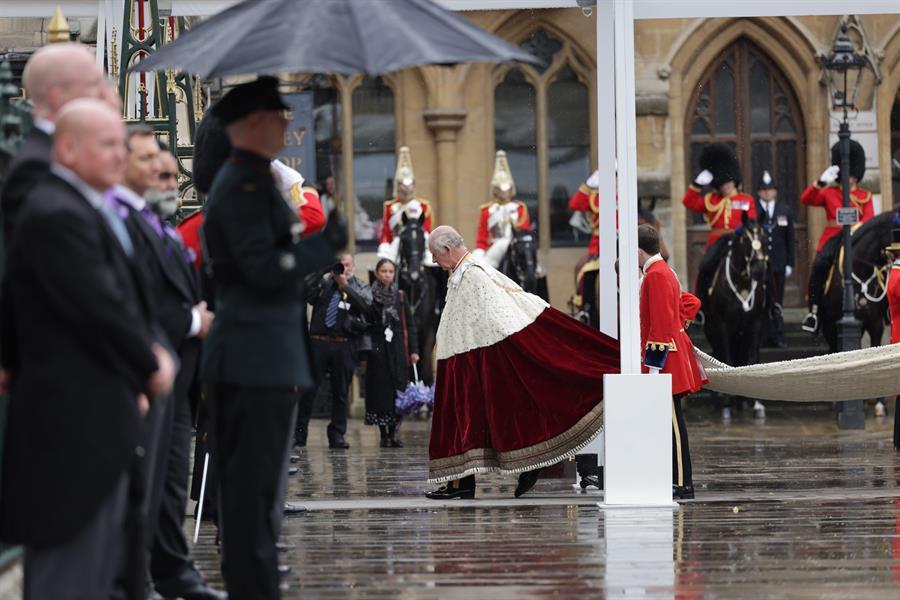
430,228,465,254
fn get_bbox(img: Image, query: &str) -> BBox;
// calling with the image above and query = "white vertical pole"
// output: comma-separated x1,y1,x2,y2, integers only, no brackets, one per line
595,0,617,341
95,1,106,69
613,0,640,374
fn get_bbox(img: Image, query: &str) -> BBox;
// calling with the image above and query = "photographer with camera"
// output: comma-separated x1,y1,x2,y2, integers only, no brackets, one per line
298,253,372,449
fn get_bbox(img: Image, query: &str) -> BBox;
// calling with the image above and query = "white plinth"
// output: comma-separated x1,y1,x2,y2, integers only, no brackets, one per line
603,507,675,593
602,373,673,506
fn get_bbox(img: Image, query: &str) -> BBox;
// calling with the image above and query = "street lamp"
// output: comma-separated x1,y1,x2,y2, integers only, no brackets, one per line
821,22,868,430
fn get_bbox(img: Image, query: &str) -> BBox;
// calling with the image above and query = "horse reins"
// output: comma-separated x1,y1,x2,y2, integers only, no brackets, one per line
723,227,767,314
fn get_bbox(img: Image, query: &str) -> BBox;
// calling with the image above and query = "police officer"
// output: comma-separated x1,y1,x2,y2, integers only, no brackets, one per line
755,171,795,348
201,77,346,599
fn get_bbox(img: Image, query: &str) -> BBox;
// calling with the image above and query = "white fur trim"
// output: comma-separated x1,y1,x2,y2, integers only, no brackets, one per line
436,256,548,360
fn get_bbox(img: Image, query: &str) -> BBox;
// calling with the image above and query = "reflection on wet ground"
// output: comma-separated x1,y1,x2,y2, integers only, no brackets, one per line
191,403,900,598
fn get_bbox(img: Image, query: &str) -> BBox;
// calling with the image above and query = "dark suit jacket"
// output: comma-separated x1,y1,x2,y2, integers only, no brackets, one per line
755,198,795,273
0,127,52,247
117,198,203,411
307,274,372,338
201,149,334,390
0,174,159,546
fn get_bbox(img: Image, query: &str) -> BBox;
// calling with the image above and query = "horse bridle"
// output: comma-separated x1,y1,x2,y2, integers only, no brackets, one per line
724,226,767,313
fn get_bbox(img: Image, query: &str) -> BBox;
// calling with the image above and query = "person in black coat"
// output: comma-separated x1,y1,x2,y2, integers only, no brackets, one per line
0,43,105,246
755,171,795,348
300,253,372,449
0,100,175,600
201,77,346,599
365,258,419,447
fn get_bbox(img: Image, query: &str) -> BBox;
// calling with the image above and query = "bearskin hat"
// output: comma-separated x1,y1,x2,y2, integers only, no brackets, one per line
192,110,232,195
830,139,866,183
698,143,741,188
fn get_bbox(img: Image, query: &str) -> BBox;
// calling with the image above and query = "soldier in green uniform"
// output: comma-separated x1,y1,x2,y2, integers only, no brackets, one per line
200,77,346,599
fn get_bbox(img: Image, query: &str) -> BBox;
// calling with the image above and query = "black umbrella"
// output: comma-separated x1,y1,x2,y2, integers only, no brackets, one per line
134,0,540,77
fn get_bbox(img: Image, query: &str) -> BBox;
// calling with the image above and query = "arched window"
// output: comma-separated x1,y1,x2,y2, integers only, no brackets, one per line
352,76,395,244
685,38,806,304
493,28,594,249
548,66,591,244
494,68,538,225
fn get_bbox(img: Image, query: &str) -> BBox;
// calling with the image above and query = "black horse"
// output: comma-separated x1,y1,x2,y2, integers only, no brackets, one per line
704,220,770,416
498,228,549,300
395,213,441,385
818,211,893,353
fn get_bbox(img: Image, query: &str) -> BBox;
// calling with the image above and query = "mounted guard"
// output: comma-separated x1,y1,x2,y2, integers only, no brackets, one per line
683,143,757,323
474,150,533,269
378,146,433,262
801,139,874,333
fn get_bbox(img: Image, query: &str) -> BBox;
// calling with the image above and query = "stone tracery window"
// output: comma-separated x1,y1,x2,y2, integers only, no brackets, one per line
352,76,396,244
493,27,594,249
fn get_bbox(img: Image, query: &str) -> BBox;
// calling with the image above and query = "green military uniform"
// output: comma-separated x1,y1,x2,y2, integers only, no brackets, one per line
199,76,339,599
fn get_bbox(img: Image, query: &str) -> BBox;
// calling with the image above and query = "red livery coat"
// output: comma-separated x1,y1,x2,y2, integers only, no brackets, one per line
640,258,706,396
568,184,599,256
475,200,532,251
682,186,756,249
800,184,873,252
888,264,900,345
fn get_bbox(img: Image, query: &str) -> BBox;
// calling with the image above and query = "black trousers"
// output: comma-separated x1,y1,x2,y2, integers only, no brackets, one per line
672,395,693,489
150,364,205,595
695,235,731,310
763,270,787,344
298,338,355,440
211,384,298,600
894,396,900,450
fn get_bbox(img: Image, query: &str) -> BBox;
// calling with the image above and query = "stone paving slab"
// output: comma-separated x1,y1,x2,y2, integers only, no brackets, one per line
189,403,900,598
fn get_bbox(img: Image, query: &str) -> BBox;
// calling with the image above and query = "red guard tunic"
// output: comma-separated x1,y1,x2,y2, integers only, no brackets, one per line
475,200,532,251
800,184,873,252
640,256,706,396
177,210,204,272
888,261,900,345
682,186,757,249
569,184,599,256
378,198,433,245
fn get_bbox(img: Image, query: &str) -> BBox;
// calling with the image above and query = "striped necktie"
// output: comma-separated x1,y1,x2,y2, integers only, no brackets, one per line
325,290,341,328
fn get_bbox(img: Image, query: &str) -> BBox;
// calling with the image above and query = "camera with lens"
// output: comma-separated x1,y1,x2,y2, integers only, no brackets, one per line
330,262,345,276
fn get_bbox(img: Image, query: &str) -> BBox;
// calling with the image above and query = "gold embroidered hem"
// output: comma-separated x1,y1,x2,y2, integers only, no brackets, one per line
427,402,604,484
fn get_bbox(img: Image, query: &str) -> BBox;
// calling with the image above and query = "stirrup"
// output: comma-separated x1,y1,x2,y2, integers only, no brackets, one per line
801,312,818,333
693,310,706,327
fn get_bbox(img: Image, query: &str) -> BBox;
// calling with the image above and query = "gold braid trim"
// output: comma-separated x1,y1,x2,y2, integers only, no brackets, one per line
646,339,677,352
427,402,604,483
704,192,729,228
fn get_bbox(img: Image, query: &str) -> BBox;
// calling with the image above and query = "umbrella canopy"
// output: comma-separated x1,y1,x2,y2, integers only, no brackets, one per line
133,0,541,78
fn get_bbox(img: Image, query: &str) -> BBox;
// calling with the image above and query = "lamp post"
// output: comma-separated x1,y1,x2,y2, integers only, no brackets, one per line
822,23,868,430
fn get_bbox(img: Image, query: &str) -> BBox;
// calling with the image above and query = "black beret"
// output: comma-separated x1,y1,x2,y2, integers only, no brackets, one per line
211,76,289,126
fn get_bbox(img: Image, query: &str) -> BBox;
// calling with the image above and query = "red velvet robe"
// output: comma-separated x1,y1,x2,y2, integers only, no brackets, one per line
428,256,618,483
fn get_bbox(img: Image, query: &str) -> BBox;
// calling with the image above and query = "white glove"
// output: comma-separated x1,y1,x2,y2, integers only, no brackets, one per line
819,165,840,185
694,169,713,186
585,169,601,189
785,265,793,278
647,366,661,375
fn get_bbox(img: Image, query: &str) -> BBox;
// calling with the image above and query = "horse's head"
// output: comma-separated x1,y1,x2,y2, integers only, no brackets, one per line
733,218,769,282
508,228,538,292
398,211,427,289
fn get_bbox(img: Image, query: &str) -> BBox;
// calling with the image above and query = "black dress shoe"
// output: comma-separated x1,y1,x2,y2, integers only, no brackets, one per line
277,564,292,575
160,582,227,600
289,454,300,463
380,437,390,448
275,541,293,552
288,466,298,475
673,484,695,500
579,474,603,490
514,468,543,498
283,502,307,514
389,438,404,448
425,475,475,500
328,438,350,449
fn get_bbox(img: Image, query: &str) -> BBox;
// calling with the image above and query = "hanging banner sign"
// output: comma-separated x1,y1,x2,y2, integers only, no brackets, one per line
277,91,316,184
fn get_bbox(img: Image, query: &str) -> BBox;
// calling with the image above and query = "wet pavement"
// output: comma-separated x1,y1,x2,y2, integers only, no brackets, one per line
190,402,900,598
